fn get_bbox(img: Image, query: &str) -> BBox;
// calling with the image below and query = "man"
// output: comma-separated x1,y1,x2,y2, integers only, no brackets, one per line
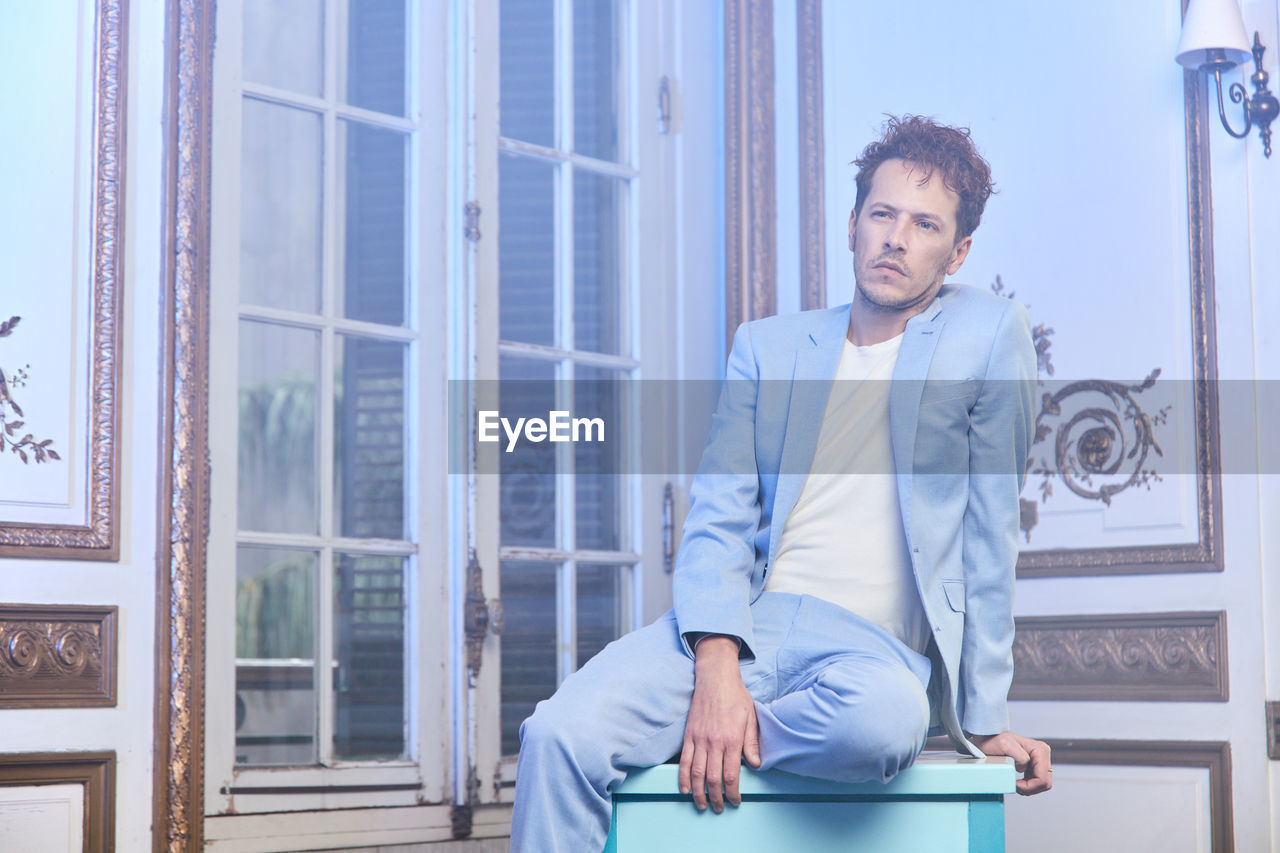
511,115,1051,853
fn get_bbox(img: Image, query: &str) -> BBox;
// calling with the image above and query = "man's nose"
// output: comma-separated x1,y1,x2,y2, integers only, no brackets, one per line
883,220,908,251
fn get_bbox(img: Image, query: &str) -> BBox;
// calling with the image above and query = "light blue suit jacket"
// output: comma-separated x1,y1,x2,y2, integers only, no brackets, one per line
672,284,1036,756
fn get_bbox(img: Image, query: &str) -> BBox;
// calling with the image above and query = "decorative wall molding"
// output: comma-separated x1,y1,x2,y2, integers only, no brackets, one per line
796,0,825,312
790,0,1224,577
0,604,117,707
724,0,777,354
1014,43,1222,577
1010,611,1227,702
0,0,125,560
0,751,116,853
153,0,214,849
1047,739,1232,853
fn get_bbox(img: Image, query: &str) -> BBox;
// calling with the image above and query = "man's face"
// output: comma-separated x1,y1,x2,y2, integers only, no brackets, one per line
848,158,972,313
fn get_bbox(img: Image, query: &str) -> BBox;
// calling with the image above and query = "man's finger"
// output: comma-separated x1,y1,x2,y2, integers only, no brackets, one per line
1021,743,1053,795
1006,741,1031,774
724,748,742,808
678,737,694,796
706,743,727,813
689,744,708,810
742,705,761,768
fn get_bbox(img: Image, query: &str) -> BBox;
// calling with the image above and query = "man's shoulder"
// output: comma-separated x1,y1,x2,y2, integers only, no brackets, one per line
937,283,1030,341
937,283,1021,319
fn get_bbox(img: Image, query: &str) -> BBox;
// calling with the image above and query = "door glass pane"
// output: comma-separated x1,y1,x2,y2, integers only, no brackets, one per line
573,0,618,161
499,357,558,547
243,0,323,97
576,563,628,667
241,99,323,312
500,560,560,755
335,336,406,539
340,0,406,116
339,121,407,325
334,553,407,760
236,546,318,767
239,321,319,534
573,171,622,354
499,154,556,346
573,366,624,551
500,0,555,146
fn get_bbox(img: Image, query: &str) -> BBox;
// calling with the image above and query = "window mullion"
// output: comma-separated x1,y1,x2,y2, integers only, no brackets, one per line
558,354,577,684
316,0,341,769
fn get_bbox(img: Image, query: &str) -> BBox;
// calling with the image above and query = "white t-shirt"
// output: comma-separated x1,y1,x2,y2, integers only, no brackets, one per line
763,333,930,653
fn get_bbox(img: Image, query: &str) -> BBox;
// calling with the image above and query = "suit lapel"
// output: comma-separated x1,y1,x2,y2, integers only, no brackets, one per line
767,309,849,566
890,299,945,539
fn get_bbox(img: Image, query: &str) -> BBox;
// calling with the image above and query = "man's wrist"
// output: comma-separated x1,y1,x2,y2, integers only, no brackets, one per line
693,634,741,665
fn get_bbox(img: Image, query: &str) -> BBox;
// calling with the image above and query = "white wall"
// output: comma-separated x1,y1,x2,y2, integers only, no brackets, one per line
0,0,166,849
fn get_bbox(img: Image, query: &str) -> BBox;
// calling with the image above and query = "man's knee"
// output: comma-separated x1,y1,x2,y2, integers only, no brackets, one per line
822,668,929,766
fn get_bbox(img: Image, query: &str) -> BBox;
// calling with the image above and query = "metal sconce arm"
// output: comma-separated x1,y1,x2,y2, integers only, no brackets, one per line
1209,32,1279,157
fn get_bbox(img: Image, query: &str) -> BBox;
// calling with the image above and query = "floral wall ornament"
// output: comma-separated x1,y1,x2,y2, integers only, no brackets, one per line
991,279,1169,542
0,315,60,465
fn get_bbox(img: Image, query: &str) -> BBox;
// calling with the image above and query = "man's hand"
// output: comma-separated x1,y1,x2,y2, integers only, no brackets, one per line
969,731,1052,795
678,635,761,813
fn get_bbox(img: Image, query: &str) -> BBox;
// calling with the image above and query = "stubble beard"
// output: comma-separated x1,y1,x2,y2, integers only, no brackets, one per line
853,259,948,314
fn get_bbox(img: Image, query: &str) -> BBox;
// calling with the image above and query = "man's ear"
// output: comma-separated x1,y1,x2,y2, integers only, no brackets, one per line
847,208,857,253
946,235,973,275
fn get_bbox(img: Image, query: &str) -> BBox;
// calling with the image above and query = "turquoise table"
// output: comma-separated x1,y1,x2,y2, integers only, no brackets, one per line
603,752,1015,852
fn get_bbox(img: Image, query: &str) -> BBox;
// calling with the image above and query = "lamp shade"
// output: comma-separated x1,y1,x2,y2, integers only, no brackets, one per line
1176,0,1252,68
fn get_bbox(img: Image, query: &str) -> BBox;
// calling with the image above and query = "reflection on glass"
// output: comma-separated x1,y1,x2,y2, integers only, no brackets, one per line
340,120,407,325
241,99,323,312
573,0,618,161
243,0,323,96
499,154,556,346
500,0,555,146
500,560,559,755
577,563,628,668
339,0,407,116
573,171,622,353
239,321,319,534
235,547,318,767
334,554,406,760
574,366,624,551
335,336,406,540
499,357,557,548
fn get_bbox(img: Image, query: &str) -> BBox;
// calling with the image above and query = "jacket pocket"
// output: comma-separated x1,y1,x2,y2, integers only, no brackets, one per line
942,580,966,613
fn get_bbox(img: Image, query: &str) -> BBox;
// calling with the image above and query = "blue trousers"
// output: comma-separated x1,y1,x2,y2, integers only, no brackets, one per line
510,592,934,853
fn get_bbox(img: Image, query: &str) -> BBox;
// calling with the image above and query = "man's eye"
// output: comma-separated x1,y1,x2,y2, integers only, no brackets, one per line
918,220,937,231
872,211,891,219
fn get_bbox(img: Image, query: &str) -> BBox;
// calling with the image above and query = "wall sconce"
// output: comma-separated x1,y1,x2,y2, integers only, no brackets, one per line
1175,0,1279,157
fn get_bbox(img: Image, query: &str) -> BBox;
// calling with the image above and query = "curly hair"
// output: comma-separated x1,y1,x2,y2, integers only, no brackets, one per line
853,115,995,242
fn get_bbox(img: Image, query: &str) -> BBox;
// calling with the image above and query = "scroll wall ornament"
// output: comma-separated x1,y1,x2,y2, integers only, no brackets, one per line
1010,611,1227,702
0,605,116,707
992,278,1170,543
0,317,61,464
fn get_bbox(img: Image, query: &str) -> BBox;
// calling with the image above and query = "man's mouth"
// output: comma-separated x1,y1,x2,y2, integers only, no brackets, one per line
873,259,906,276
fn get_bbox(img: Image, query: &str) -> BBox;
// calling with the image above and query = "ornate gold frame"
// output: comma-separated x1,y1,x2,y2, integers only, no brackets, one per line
785,3,1223,578
724,0,777,352
1048,739,1233,852
0,604,118,708
0,0,125,561
153,0,213,849
1010,611,1228,702
0,752,117,853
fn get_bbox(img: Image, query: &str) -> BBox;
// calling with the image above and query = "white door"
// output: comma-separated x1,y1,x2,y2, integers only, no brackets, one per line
454,0,698,811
